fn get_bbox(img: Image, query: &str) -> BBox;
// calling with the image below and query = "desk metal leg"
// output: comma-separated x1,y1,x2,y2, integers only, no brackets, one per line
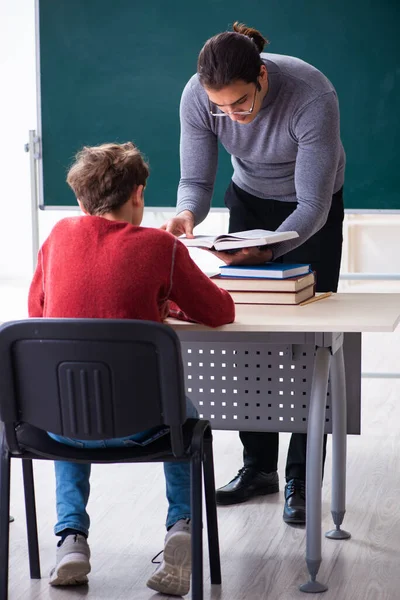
300,346,330,594
326,344,351,541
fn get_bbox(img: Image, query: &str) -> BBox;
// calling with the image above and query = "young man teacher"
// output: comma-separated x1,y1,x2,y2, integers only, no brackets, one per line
162,22,345,524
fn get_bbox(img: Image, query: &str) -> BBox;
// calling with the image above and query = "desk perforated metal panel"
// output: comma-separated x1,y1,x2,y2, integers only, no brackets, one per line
179,332,361,434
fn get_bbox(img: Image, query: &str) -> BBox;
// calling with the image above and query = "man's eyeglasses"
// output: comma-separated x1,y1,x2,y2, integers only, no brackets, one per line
208,85,258,117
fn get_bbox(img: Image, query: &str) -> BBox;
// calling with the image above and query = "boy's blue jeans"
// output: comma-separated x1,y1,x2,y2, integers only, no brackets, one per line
48,399,198,537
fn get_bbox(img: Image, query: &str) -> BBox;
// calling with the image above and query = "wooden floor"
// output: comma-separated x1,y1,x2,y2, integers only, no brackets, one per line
4,283,400,599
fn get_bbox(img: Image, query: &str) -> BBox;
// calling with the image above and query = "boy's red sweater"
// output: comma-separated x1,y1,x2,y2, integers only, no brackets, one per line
28,216,235,327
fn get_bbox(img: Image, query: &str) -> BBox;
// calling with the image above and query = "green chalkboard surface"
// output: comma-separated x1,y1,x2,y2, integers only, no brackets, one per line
38,1,400,210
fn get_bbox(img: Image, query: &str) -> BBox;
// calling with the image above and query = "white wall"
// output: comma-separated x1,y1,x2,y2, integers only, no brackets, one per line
0,0,36,281
0,0,399,289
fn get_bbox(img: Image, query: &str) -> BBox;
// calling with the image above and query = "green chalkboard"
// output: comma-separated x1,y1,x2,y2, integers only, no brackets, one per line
38,0,400,210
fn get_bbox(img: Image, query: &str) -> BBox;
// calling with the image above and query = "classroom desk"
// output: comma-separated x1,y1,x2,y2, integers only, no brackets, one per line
169,293,400,593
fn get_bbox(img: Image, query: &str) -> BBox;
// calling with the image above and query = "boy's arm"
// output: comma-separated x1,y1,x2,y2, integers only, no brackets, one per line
28,251,45,317
168,240,235,328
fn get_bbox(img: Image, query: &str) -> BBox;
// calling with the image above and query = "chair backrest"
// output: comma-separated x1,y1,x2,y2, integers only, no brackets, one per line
0,319,187,455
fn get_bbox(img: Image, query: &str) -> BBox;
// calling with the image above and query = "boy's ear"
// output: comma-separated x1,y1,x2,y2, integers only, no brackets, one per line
77,199,89,215
132,184,145,206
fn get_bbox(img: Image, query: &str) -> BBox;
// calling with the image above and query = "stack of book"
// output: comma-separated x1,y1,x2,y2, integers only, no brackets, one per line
211,263,315,305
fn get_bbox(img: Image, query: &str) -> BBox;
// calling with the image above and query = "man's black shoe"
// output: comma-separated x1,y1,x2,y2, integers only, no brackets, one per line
216,467,279,506
283,478,306,524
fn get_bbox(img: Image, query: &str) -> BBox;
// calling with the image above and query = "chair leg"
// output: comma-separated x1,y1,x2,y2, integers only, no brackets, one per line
0,444,11,600
22,460,41,579
203,438,221,585
191,454,203,600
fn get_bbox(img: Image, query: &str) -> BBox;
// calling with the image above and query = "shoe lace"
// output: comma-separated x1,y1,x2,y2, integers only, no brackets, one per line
232,466,253,482
151,550,163,565
57,533,80,548
150,519,191,565
286,479,306,498
232,466,269,484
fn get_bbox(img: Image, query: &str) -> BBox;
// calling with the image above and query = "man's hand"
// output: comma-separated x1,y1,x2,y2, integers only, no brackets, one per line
160,210,195,238
208,246,273,266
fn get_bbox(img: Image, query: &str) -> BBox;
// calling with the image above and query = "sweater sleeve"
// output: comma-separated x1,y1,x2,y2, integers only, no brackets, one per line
167,239,235,327
28,250,45,317
271,91,342,259
176,79,219,225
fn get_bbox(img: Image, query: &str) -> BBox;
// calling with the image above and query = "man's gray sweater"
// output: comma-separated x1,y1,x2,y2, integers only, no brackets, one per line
177,53,345,258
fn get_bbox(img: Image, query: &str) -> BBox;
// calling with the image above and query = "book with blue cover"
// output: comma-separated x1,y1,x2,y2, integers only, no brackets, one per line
219,263,311,280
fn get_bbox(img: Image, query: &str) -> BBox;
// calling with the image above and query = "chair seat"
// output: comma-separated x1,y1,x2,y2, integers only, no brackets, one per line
15,419,199,464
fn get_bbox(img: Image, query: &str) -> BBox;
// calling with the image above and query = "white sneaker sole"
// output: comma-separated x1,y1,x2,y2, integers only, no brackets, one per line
146,531,191,596
49,552,91,586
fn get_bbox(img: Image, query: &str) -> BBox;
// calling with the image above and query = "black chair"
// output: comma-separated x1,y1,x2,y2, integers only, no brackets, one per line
0,319,221,600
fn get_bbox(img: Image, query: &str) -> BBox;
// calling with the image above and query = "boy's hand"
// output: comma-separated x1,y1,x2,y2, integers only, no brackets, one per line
208,246,273,266
159,300,171,322
160,210,195,238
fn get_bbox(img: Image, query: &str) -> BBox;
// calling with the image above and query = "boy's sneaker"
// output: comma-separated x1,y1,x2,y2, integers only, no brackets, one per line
49,534,91,586
146,519,191,596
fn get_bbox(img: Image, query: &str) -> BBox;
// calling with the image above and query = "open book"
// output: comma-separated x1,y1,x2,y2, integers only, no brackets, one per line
180,229,298,251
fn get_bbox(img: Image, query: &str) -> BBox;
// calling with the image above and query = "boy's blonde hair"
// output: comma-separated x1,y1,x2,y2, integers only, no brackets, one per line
67,142,149,215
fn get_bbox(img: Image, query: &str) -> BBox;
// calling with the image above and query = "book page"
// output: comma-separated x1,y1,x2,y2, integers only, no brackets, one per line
179,235,216,247
215,229,275,242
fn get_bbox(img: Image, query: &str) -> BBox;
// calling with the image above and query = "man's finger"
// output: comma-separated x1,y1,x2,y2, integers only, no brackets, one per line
184,224,194,238
166,221,178,234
